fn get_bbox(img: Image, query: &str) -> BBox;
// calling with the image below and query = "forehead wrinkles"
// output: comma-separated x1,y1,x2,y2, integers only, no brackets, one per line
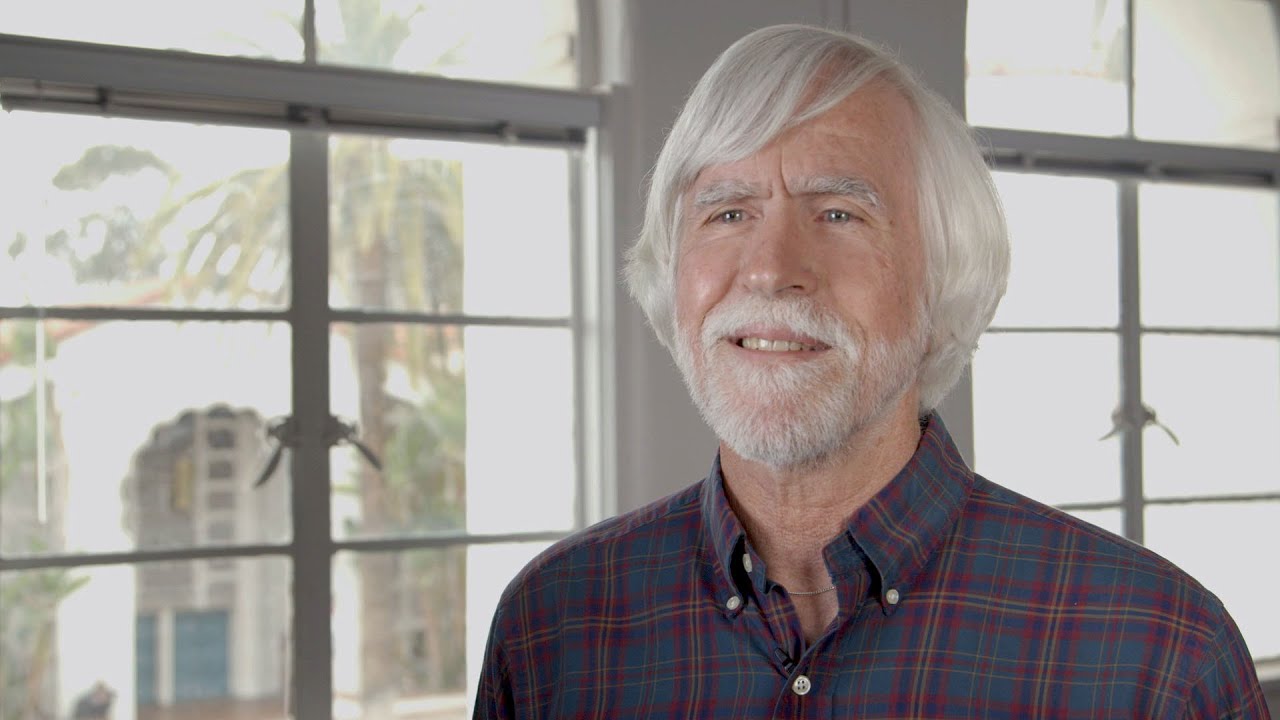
686,173,885,214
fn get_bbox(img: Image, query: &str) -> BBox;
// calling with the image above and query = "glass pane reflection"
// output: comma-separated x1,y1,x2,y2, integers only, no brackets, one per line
330,324,575,538
0,112,290,310
0,557,290,720
316,0,578,88
1139,183,1280,329
966,0,1128,136
333,542,549,720
0,320,292,556
1,0,303,59
991,172,1119,328
1134,0,1280,149
328,136,573,318
972,332,1121,506
1142,336,1280,499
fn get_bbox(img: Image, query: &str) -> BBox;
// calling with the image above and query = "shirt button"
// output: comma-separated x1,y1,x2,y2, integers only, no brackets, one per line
726,595,742,611
792,675,812,696
886,588,901,605
742,553,753,573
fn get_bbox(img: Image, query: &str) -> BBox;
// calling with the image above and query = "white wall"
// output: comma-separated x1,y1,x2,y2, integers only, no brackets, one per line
606,0,972,512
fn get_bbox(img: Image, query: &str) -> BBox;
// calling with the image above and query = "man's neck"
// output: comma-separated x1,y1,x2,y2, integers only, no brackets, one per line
720,396,924,592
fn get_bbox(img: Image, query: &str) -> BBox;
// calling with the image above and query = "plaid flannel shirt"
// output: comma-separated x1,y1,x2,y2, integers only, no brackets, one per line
475,415,1270,718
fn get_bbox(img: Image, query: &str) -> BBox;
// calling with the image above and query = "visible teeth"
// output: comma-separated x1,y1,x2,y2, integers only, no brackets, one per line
740,337,814,352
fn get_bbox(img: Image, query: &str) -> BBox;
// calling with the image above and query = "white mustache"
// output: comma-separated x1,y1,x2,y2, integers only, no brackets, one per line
698,296,857,356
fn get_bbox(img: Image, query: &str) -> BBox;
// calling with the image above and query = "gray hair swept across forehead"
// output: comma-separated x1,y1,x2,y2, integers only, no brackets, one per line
624,24,1010,413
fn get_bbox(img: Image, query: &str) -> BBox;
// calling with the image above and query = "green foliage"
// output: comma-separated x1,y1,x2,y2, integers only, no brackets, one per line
40,145,289,303
329,0,416,67
3,0,479,707
0,568,88,719
0,322,59,493
52,145,175,191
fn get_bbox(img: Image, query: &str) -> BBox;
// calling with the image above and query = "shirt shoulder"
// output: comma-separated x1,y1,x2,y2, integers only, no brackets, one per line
953,475,1267,714
494,479,707,612
962,474,1223,619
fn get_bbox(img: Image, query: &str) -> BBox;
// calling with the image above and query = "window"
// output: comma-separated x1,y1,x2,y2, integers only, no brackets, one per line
967,0,1280,665
3,0,578,88
0,2,605,718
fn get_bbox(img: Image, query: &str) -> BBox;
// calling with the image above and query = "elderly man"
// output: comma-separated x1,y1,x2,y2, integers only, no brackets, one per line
475,24,1269,718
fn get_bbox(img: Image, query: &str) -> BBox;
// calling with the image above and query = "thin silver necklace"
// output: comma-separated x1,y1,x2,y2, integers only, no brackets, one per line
789,585,837,596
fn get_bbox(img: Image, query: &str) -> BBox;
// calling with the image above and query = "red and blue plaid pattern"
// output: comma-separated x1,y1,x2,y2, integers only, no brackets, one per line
475,416,1269,718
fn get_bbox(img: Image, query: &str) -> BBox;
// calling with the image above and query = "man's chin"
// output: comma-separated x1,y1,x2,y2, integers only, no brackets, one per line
721,433,843,472
710,409,847,470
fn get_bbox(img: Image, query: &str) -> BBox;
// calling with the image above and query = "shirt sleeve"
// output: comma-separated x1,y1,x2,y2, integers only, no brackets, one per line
473,607,517,720
1182,613,1272,719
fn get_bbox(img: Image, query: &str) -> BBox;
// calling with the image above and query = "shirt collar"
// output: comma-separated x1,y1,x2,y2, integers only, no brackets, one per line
700,451,748,596
700,413,975,613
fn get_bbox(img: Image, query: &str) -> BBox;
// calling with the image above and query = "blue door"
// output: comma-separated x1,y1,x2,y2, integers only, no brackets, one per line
135,614,157,705
173,610,229,701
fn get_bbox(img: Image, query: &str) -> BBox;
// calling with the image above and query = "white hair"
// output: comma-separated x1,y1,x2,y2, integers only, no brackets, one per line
624,24,1010,412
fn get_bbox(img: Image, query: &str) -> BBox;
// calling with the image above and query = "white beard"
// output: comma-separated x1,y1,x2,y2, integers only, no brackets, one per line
673,295,927,470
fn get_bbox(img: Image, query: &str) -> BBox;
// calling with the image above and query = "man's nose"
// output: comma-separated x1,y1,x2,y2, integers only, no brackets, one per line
739,213,817,296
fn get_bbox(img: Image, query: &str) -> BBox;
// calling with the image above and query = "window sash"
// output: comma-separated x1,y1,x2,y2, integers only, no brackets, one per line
0,28,606,718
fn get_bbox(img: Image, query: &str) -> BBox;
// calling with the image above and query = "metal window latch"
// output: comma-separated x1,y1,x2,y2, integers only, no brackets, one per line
324,415,382,471
1099,404,1180,446
255,416,299,488
254,414,382,488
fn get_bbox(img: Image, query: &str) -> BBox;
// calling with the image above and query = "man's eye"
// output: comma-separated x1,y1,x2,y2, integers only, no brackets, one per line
714,209,745,223
822,209,854,223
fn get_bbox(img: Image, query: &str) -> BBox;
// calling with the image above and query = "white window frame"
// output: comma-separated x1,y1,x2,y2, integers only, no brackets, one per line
0,1,614,714
959,0,1280,680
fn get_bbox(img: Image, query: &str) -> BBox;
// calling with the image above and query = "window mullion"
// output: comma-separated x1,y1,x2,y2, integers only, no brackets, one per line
289,128,335,720
1125,0,1136,138
569,150,589,531
303,0,317,65
1118,179,1145,543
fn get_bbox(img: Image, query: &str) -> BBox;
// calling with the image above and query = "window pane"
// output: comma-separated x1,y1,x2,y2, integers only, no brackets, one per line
316,0,577,88
0,557,290,720
972,333,1121,506
0,320,292,556
0,113,290,311
0,0,304,60
334,542,549,720
1134,0,1280,149
966,0,1128,135
331,324,575,538
1139,183,1279,328
329,137,572,318
991,172,1119,327
1146,501,1280,659
1142,336,1280,498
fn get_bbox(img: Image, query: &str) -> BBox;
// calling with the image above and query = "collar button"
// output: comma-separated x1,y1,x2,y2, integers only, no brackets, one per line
792,675,812,696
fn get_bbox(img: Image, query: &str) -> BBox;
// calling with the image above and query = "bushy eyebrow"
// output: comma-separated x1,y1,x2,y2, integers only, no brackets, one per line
689,175,883,212
793,175,883,210
690,179,762,210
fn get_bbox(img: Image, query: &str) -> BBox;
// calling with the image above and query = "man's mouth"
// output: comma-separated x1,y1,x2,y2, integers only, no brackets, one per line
734,337,826,352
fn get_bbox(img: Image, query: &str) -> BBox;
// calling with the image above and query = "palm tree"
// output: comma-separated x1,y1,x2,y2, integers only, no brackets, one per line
26,0,477,711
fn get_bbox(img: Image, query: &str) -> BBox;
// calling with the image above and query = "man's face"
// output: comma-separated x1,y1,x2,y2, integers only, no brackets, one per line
672,81,929,469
